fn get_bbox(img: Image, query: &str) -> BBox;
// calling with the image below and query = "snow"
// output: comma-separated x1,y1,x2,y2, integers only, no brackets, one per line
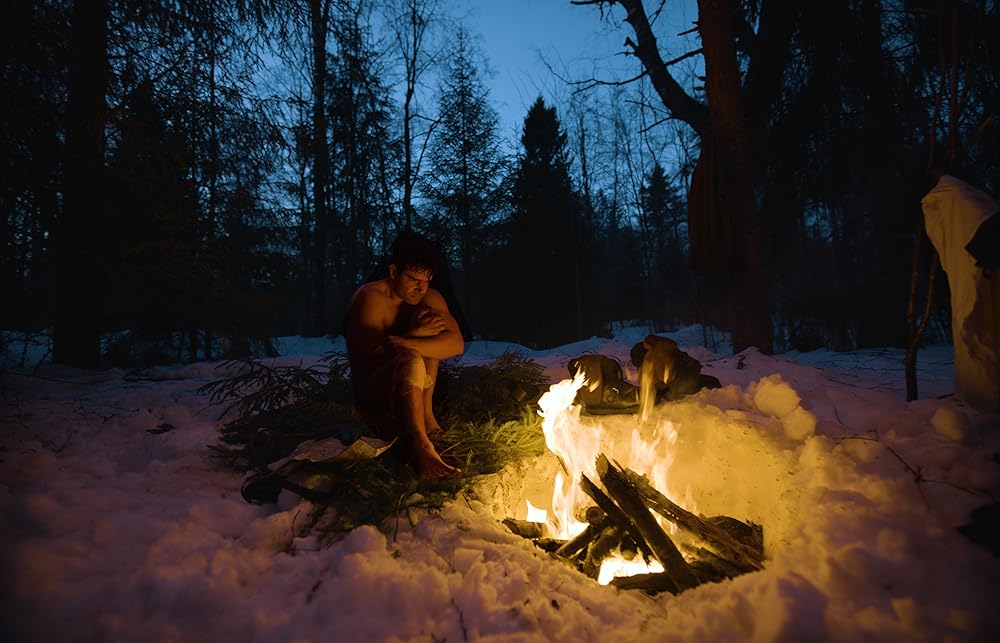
3,324,1000,642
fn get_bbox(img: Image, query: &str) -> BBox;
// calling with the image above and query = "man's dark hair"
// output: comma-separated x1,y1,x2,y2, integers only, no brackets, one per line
389,229,439,274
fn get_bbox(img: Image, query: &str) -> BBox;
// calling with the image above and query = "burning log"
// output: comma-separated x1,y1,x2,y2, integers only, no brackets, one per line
619,534,638,561
583,505,606,525
554,519,605,559
622,468,764,572
502,518,546,539
707,515,764,557
595,454,697,590
609,571,679,595
681,544,750,582
582,525,623,579
533,538,564,553
579,473,655,563
497,452,766,593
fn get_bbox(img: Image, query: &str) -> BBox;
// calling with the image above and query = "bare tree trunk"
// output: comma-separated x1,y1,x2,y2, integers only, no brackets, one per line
400,1,420,228
54,0,107,367
201,13,220,362
905,238,938,401
697,0,772,354
311,0,331,335
905,0,964,399
580,0,770,352
389,0,441,231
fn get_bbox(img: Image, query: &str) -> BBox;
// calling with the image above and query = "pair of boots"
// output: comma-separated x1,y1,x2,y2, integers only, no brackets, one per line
568,336,722,415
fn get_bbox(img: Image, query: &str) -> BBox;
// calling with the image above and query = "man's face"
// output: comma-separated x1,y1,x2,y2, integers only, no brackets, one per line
391,265,432,304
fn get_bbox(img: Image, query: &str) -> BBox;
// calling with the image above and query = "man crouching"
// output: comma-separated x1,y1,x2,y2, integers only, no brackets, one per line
345,231,463,480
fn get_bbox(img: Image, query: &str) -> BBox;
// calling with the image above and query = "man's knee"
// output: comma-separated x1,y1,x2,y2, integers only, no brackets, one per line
423,356,440,380
392,349,432,391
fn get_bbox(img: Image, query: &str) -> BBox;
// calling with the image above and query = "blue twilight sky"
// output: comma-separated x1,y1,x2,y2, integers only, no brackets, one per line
447,0,701,142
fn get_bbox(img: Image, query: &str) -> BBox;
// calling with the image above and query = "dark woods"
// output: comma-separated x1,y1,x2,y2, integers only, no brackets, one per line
2,0,998,366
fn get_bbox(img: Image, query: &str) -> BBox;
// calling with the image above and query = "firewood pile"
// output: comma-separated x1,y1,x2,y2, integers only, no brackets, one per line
504,454,764,594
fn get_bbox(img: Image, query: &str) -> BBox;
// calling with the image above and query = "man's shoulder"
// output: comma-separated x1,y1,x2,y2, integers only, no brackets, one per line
348,280,392,321
421,287,448,308
353,279,390,302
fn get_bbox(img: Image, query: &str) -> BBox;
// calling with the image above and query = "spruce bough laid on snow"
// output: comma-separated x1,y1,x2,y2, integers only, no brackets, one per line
206,350,549,541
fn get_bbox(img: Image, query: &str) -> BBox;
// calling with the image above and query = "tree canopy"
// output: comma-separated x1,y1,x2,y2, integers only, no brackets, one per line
3,0,997,366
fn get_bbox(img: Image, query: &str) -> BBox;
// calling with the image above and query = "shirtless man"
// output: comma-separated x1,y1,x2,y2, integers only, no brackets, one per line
344,231,464,480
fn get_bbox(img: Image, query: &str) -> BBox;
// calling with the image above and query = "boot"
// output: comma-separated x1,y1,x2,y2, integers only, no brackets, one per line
567,355,639,415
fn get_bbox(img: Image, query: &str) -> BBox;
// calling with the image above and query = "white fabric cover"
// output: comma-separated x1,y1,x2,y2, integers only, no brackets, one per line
921,175,1000,411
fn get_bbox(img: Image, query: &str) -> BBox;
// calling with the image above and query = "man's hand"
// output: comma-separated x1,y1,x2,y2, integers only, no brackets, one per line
408,306,446,337
385,307,447,354
380,292,463,362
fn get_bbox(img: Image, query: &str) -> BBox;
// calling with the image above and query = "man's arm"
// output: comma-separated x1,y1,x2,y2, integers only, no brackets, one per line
389,289,464,360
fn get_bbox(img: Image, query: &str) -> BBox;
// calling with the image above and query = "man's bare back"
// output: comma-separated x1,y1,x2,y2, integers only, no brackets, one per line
345,255,464,481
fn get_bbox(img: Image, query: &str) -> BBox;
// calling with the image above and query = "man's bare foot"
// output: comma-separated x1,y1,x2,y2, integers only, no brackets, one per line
409,436,460,481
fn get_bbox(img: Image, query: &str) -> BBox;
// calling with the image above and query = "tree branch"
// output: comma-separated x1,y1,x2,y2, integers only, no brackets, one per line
569,69,649,94
594,0,709,133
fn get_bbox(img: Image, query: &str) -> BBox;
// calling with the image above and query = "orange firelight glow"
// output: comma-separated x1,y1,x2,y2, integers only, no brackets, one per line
533,373,688,585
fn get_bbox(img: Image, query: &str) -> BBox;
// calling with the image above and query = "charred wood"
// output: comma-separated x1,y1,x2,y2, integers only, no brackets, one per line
555,519,604,559
707,515,764,557
688,559,730,585
503,454,767,594
609,572,679,595
502,518,546,539
580,473,655,563
582,525,623,579
533,537,564,553
596,455,697,590
680,543,749,581
584,506,606,525
625,468,764,572
619,534,638,561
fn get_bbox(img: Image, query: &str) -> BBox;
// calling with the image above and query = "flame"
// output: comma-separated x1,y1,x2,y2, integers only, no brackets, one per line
597,558,665,586
525,499,548,523
536,373,690,585
639,356,667,423
538,373,598,539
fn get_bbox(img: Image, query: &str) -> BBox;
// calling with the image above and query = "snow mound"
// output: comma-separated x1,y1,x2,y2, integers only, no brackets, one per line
747,373,817,440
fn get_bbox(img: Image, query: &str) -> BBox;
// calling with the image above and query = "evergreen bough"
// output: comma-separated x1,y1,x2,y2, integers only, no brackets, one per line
206,350,550,542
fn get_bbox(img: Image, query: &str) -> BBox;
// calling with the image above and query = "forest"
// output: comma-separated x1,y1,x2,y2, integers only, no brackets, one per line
2,0,998,367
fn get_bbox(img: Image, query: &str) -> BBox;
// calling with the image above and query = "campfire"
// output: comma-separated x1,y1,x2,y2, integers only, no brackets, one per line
502,374,765,593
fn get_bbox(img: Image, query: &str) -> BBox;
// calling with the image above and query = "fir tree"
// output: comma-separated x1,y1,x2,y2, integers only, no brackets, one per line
498,98,584,348
423,27,508,331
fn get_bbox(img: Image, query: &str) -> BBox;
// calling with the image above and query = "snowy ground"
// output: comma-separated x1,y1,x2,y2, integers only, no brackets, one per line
2,325,999,642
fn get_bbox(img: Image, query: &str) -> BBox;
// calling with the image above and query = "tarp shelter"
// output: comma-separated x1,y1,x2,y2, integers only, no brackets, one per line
921,174,1000,411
